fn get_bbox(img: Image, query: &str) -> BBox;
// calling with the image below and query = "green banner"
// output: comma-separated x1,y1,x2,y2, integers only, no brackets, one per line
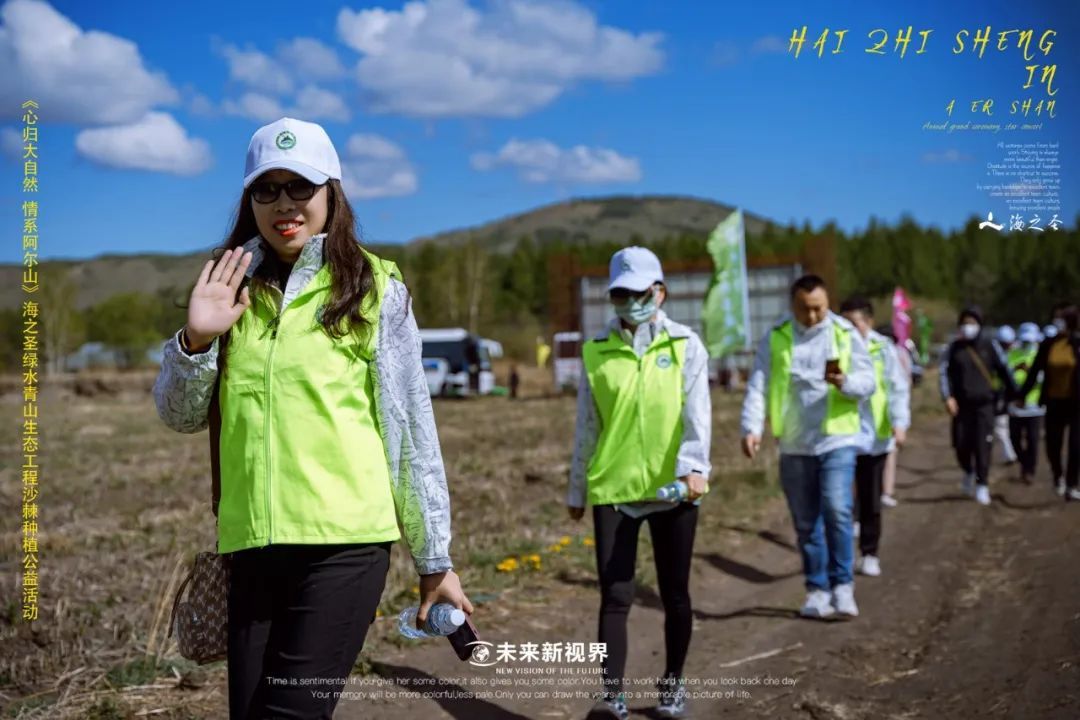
702,209,750,359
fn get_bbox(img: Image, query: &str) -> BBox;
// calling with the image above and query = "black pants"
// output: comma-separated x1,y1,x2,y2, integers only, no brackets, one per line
952,401,995,486
1045,399,1080,489
854,453,886,556
593,502,698,695
228,542,391,720
1008,415,1042,477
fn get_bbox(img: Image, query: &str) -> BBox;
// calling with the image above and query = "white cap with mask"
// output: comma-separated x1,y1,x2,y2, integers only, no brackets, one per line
608,246,664,292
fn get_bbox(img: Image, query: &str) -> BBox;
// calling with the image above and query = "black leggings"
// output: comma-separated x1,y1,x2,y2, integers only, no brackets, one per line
593,503,698,695
854,452,886,556
952,401,995,486
1045,399,1080,489
227,542,391,720
1008,415,1042,477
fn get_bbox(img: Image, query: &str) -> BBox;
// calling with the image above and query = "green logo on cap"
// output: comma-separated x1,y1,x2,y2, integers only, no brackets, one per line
275,130,296,150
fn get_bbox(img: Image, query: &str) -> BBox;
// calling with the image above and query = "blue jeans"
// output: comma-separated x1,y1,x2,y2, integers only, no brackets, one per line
780,447,856,591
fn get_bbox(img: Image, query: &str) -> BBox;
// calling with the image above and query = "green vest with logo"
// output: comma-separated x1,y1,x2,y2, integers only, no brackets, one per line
767,320,860,438
217,248,403,554
1007,345,1041,407
582,328,687,505
867,336,892,440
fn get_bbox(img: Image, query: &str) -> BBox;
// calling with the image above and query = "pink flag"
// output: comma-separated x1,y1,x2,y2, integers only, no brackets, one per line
892,287,912,347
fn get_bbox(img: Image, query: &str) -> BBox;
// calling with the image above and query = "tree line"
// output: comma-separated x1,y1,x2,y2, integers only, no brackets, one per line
2,213,1076,373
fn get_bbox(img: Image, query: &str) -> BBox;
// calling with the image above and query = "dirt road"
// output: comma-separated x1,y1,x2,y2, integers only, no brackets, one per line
334,415,1080,720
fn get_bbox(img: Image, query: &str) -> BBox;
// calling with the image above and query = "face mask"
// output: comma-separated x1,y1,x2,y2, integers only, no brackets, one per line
614,291,657,325
960,323,980,340
1053,318,1067,332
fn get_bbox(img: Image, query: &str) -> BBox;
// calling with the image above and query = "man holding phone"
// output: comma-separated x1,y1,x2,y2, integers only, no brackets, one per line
740,275,875,619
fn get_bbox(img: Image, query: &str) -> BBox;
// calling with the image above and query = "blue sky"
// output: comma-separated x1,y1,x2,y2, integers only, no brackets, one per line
0,0,1076,261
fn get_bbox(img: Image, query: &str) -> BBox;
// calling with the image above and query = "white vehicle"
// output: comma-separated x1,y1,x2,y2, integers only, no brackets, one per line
553,331,583,392
419,328,496,397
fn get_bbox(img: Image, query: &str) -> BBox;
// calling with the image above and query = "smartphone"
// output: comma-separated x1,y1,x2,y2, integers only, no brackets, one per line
447,614,480,661
824,358,841,378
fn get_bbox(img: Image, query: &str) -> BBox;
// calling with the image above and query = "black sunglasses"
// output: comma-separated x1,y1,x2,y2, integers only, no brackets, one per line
249,178,323,204
609,286,654,304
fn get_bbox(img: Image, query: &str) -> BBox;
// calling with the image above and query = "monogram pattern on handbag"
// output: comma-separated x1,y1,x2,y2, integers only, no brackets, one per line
170,551,230,665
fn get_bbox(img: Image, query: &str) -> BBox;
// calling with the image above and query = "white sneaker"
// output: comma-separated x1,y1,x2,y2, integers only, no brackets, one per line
799,589,836,619
962,472,976,497
975,485,991,506
1066,488,1080,502
853,521,861,538
1056,477,1067,496
832,583,859,617
880,494,898,508
857,555,881,577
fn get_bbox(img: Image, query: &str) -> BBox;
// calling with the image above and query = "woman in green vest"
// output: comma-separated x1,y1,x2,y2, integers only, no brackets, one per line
153,117,471,719
1008,322,1046,484
567,247,711,720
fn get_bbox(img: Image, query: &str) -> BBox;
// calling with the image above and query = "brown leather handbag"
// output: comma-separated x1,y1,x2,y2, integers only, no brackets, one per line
169,376,231,664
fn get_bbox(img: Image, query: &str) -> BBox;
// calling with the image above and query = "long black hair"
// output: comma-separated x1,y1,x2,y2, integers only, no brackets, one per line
214,179,376,373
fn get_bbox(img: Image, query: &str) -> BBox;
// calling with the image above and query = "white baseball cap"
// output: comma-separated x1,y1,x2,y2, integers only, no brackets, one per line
1018,322,1041,343
243,117,342,189
996,325,1016,344
608,246,664,292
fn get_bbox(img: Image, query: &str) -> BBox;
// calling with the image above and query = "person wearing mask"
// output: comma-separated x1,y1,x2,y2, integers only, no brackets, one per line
939,307,1018,506
839,297,910,578
741,275,875,619
993,325,1020,466
1018,303,1080,500
1008,323,1045,485
568,246,711,720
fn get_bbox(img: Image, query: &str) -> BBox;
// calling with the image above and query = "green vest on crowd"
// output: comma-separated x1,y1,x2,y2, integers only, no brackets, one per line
582,328,687,505
217,248,403,554
867,336,892,440
767,319,860,438
1007,345,1041,407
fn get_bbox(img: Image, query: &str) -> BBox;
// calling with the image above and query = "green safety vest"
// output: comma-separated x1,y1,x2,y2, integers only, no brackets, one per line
217,248,403,554
1007,345,1041,407
767,320,860,438
582,328,687,505
867,336,892,440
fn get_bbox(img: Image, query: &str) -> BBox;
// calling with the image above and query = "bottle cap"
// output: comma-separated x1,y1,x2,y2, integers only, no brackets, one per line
449,608,466,627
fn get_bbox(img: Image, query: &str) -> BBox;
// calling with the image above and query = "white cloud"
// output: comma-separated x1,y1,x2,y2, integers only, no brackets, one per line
341,133,417,199
335,0,664,117
277,37,347,81
222,88,350,123
0,0,179,123
222,44,293,95
74,112,212,175
295,85,350,122
751,35,788,55
710,41,740,68
471,138,641,184
222,93,285,122
1,126,24,161
921,149,973,164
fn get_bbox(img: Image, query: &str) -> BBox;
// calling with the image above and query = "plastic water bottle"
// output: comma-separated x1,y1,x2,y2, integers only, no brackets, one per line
656,480,689,502
397,603,466,639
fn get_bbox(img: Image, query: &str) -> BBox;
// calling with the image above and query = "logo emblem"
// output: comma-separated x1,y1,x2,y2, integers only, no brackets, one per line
314,303,326,323
656,355,672,369
275,130,296,150
468,641,497,667
620,258,632,272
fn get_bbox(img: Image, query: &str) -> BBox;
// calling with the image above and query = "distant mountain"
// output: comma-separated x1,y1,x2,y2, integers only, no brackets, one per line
409,195,769,252
0,195,768,309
